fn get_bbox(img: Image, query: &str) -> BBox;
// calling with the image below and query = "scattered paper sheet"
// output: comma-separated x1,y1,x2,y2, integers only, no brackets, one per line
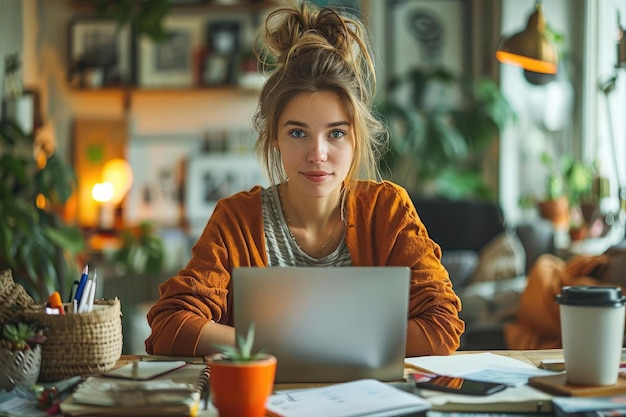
266,379,430,417
405,352,536,375
461,365,558,387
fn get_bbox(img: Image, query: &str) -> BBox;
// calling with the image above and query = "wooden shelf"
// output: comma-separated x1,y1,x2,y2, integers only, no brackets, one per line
69,84,260,94
69,0,281,14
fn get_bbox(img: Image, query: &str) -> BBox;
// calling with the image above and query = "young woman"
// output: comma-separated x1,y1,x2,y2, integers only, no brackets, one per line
145,0,464,358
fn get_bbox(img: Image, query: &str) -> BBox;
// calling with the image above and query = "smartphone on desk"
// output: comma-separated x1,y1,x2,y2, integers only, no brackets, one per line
409,372,507,396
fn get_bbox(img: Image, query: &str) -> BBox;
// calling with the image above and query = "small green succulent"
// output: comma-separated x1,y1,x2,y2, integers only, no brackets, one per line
0,322,47,351
212,322,267,362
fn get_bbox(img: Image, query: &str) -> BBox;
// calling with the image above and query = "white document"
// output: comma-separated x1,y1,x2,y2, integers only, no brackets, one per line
404,353,554,413
461,365,558,387
265,379,430,417
406,352,557,387
405,352,536,375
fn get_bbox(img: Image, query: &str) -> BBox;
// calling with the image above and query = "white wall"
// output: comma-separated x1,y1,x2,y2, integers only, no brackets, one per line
591,0,626,216
499,0,586,225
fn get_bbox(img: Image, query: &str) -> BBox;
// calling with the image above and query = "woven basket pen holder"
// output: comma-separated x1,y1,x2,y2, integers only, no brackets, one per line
21,298,123,382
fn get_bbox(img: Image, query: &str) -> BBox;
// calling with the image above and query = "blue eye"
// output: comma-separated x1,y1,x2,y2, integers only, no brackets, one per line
330,130,346,138
289,129,306,138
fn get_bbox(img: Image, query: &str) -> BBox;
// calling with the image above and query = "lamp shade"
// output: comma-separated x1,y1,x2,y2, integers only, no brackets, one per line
495,2,558,75
101,158,133,205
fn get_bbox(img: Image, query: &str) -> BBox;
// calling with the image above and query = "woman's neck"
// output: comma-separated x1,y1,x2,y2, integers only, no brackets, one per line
279,183,345,258
280,183,342,229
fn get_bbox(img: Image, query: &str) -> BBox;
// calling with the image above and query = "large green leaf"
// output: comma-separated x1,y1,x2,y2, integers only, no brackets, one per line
96,0,171,42
0,120,85,302
380,66,516,198
35,154,77,204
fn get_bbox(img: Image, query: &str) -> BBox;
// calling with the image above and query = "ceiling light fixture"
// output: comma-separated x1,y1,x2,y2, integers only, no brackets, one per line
495,0,559,75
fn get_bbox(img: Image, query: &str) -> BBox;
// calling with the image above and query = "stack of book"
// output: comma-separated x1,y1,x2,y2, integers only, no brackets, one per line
59,361,208,417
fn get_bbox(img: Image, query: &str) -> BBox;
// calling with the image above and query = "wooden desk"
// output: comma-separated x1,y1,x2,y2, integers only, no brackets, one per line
58,350,565,417
114,349,566,392
116,349,564,368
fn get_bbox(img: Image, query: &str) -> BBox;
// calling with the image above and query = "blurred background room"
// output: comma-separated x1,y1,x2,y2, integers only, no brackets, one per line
1,0,626,354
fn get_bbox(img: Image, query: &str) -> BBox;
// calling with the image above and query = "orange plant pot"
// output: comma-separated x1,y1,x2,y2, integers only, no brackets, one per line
208,354,277,417
537,196,570,230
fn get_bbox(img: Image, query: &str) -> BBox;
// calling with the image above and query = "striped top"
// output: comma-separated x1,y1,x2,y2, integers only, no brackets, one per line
261,186,352,267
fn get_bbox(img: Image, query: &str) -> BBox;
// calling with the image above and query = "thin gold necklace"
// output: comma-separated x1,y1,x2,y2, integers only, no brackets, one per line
279,189,343,257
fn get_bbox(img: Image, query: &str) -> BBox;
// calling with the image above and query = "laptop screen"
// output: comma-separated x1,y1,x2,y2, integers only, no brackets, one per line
232,266,410,383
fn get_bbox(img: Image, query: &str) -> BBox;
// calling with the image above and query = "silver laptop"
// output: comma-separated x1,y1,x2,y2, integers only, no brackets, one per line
232,266,410,383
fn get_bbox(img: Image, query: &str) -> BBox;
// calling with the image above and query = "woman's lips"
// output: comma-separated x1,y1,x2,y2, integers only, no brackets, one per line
301,170,331,182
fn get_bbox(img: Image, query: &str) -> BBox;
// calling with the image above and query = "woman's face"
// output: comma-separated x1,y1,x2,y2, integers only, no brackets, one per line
276,91,355,199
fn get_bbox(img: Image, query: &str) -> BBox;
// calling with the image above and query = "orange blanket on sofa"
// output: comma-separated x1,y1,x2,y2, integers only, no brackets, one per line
503,253,621,350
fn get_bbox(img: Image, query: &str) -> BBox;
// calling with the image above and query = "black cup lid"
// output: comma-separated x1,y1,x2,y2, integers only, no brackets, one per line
556,286,626,307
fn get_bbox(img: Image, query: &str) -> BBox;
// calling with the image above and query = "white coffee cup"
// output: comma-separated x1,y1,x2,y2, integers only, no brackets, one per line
557,286,626,385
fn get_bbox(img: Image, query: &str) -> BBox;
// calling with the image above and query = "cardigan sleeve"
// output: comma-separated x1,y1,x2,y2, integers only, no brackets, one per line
347,181,465,357
144,188,266,356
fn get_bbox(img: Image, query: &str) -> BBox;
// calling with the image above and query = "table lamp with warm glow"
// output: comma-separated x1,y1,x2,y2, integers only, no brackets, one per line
91,158,133,230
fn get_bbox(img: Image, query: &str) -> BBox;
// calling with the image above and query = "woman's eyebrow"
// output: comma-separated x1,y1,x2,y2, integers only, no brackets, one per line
282,120,308,127
327,121,350,128
281,120,350,128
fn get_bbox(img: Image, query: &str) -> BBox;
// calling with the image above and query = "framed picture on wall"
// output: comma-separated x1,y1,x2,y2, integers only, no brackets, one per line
203,21,241,85
1,88,42,135
385,0,471,83
137,16,204,88
68,18,132,88
185,153,266,230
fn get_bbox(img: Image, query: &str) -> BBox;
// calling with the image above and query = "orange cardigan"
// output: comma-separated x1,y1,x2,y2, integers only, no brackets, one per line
145,180,464,357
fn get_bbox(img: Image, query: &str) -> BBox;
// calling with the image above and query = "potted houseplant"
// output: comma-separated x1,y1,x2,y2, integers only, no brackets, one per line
0,320,47,388
109,221,165,276
0,118,84,302
208,322,276,417
536,153,595,234
536,152,571,230
380,66,516,199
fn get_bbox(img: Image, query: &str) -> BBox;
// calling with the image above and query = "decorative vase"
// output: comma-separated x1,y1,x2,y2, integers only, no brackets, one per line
207,353,276,417
0,345,41,388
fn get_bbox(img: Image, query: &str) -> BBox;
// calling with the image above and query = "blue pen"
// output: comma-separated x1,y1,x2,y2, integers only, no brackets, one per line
74,265,89,304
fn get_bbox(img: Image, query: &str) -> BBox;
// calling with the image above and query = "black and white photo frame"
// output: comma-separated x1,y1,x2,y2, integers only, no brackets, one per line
137,16,204,88
68,18,132,88
185,153,266,226
203,21,241,85
385,0,471,83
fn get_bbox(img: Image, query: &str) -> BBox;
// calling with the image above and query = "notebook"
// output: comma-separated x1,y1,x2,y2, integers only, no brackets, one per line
102,361,188,380
60,362,207,416
232,266,410,383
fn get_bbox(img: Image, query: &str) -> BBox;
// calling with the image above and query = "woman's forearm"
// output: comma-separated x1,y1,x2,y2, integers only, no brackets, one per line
196,320,237,357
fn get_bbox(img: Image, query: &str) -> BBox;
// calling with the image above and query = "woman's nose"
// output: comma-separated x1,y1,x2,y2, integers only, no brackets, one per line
307,138,328,163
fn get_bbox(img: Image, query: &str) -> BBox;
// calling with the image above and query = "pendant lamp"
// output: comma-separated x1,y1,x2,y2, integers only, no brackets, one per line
495,0,558,75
